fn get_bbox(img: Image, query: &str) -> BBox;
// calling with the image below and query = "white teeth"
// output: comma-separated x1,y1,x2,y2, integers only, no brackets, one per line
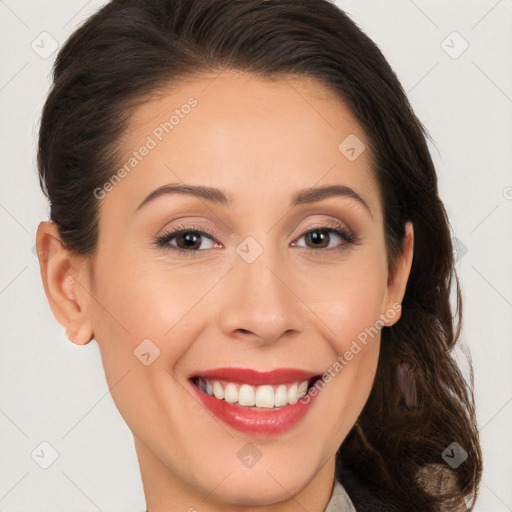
212,381,224,400
238,384,255,406
274,384,288,407
287,383,298,405
255,385,274,408
196,378,312,408
224,383,238,403
298,380,308,400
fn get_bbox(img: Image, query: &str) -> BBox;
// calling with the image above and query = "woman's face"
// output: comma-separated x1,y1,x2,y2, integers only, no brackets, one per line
39,71,413,510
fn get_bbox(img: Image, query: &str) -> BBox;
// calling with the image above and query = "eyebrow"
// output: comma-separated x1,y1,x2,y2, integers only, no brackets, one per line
135,182,372,217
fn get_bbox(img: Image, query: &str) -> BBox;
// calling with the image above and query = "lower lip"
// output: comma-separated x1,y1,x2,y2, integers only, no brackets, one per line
189,379,319,436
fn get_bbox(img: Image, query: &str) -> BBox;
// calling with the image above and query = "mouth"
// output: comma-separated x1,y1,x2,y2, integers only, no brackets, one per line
188,368,324,436
190,375,323,409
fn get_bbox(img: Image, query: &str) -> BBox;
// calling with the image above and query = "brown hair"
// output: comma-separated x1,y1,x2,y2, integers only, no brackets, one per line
37,0,482,509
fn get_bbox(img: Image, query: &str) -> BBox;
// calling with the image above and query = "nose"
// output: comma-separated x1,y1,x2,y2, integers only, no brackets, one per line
218,243,305,345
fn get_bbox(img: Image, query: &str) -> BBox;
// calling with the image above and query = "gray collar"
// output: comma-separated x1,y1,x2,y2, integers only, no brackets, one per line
324,478,357,512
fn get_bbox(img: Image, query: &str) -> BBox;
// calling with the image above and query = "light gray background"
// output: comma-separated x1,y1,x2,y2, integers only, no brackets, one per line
1,0,511,510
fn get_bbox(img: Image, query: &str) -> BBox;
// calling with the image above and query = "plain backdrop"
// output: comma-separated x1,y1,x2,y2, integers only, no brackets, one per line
0,0,511,510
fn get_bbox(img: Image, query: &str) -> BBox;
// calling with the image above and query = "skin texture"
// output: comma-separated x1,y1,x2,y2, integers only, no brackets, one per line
36,71,414,512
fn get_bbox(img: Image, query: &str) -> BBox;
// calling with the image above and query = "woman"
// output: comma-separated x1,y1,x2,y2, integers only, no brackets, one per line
35,0,482,510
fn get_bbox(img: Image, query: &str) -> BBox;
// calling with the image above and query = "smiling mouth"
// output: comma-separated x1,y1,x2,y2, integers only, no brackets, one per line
190,375,322,409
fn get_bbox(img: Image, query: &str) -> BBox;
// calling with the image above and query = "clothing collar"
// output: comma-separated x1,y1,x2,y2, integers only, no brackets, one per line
324,478,357,512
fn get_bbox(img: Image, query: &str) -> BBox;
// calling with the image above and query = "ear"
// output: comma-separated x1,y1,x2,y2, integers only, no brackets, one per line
36,221,95,345
380,221,414,326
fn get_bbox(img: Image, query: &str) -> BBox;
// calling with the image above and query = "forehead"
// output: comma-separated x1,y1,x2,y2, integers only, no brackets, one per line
108,71,381,218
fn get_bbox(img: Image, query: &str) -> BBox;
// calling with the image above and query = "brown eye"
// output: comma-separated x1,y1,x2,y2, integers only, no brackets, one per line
304,229,331,249
155,227,219,256
293,226,356,251
175,231,203,250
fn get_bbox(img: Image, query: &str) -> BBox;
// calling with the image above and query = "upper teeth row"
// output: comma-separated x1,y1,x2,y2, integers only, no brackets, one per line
196,378,310,408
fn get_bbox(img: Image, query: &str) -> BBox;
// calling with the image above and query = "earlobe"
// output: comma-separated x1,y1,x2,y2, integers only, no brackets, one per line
381,221,414,327
36,221,94,345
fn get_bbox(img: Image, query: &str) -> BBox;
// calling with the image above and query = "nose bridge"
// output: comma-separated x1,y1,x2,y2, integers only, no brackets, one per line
219,236,304,342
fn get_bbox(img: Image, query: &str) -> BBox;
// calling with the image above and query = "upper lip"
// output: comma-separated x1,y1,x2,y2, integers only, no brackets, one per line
190,367,321,386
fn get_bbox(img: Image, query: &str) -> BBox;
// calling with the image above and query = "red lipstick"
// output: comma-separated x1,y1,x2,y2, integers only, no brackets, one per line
192,367,320,385
189,367,322,436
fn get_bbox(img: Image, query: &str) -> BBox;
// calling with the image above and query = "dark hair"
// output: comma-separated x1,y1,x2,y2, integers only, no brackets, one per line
37,0,482,509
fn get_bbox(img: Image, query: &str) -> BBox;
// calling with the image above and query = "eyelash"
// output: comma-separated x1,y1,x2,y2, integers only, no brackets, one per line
154,219,358,258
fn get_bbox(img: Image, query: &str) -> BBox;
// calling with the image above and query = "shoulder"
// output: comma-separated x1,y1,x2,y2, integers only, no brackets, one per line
336,463,409,512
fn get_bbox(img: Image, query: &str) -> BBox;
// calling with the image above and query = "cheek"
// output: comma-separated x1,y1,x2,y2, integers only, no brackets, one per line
301,255,388,349
93,255,195,334
88,262,193,437
309,273,385,442
90,256,221,378
323,283,385,355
